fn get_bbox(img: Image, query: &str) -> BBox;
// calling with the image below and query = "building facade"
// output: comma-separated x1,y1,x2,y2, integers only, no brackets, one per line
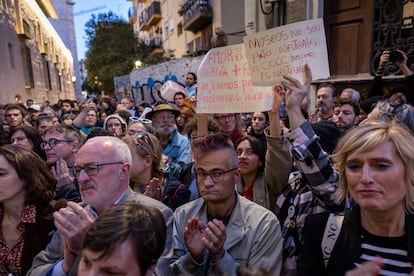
0,0,75,105
124,0,413,105
49,0,81,99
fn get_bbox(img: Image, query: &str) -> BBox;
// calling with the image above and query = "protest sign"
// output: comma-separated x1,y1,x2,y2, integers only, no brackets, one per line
196,44,273,114
243,18,330,86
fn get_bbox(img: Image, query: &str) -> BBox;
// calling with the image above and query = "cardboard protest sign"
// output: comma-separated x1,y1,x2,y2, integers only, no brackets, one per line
196,44,273,114
243,18,330,86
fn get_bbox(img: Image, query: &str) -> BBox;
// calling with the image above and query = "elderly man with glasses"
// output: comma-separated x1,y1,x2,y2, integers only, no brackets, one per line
29,136,173,276
170,133,282,275
42,125,82,202
146,102,191,179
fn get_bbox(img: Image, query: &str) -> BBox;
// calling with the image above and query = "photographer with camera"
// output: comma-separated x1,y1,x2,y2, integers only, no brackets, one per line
368,49,414,105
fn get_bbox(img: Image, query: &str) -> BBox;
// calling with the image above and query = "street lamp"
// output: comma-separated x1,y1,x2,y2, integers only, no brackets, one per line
135,60,142,69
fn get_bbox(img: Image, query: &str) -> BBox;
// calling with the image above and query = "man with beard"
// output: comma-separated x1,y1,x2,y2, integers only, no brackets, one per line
332,98,360,129
314,83,337,122
146,102,191,179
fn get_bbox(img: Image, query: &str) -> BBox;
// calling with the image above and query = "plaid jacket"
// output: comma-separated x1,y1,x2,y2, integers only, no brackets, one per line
275,121,346,272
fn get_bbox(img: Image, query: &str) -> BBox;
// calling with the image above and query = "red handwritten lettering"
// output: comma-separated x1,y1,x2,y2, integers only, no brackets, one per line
246,31,289,48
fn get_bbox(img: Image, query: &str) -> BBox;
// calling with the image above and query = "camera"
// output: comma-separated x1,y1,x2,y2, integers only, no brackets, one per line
389,50,404,63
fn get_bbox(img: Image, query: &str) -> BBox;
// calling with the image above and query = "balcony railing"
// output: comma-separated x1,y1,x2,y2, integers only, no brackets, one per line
149,37,164,56
139,1,162,31
180,0,212,33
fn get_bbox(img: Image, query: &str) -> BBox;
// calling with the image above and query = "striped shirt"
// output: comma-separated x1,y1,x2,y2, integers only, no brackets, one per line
354,227,412,275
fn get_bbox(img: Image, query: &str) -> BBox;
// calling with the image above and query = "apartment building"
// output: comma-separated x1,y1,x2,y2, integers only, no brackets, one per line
126,0,413,96
0,0,75,105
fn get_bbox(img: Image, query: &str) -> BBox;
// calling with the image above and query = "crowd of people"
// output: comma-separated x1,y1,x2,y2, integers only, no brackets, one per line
0,51,414,276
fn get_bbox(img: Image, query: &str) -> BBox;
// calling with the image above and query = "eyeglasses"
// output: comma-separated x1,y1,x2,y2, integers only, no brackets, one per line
74,161,124,177
195,167,238,182
129,116,152,125
41,138,73,149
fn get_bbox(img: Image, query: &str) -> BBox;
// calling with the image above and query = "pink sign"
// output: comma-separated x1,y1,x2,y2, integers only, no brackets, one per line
196,44,273,114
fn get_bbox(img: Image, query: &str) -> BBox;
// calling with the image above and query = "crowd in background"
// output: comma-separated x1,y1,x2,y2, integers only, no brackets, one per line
0,51,414,275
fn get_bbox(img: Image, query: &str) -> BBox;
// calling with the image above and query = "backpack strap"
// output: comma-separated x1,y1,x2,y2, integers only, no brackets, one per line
322,213,344,268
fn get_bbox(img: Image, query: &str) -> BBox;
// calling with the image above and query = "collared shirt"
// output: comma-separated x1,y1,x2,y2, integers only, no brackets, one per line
156,131,175,149
0,205,36,275
52,189,128,276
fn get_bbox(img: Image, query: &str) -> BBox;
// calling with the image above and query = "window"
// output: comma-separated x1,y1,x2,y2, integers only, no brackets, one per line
177,22,183,36
187,42,194,55
42,56,52,90
195,37,201,51
169,17,174,34
8,42,14,69
25,45,34,88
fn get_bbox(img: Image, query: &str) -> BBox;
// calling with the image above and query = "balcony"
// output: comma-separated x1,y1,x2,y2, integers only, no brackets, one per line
149,36,164,57
139,1,161,31
180,0,212,33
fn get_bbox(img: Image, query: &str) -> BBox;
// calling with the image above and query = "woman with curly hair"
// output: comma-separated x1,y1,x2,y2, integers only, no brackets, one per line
0,145,60,275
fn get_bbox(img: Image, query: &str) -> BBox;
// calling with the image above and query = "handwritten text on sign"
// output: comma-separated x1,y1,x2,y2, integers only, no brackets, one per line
243,18,330,86
196,44,273,114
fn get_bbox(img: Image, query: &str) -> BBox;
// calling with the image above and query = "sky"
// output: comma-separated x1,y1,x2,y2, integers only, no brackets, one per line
73,0,131,60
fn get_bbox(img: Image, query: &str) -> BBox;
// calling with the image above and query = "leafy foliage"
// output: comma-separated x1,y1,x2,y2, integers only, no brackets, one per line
83,11,164,94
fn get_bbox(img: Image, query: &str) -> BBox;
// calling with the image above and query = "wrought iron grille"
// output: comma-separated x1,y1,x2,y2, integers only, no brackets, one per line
371,0,414,75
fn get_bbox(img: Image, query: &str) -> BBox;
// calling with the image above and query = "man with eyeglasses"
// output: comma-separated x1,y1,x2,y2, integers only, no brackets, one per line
170,132,282,275
42,125,82,202
146,102,191,179
29,136,173,276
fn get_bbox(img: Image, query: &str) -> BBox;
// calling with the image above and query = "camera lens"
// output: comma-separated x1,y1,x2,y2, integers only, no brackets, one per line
389,51,404,63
